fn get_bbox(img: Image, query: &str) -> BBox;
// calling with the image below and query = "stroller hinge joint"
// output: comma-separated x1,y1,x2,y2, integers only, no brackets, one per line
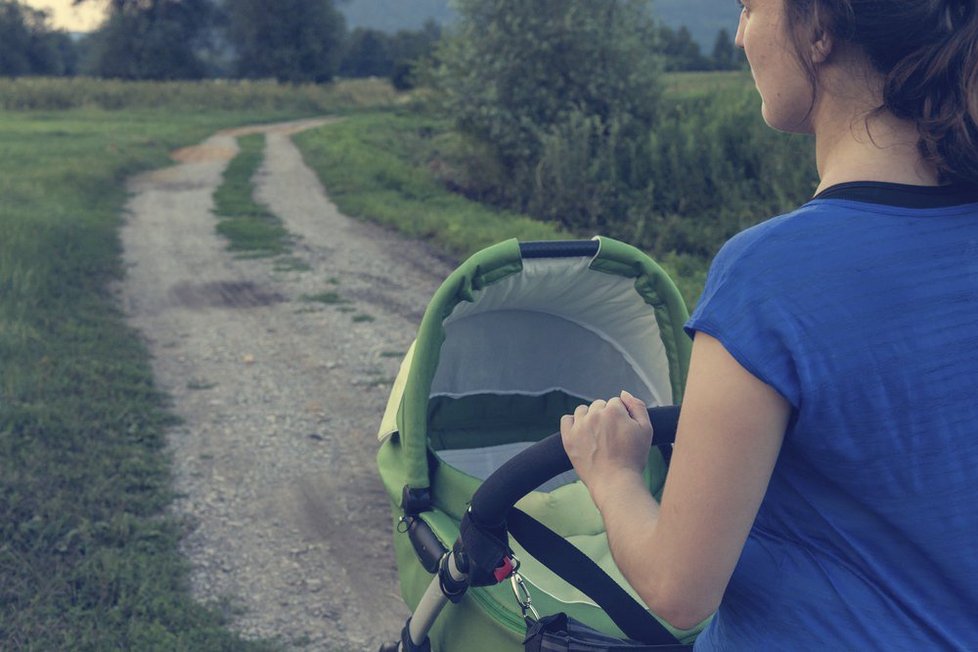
401,485,432,516
438,551,469,603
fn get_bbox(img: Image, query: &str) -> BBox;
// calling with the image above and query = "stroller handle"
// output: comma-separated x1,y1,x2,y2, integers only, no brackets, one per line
469,405,681,529
519,239,600,259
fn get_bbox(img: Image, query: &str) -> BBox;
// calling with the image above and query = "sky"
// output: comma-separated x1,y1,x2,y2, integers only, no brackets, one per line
22,0,107,32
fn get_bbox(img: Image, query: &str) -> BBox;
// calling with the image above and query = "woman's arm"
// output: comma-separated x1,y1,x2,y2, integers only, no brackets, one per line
560,332,791,629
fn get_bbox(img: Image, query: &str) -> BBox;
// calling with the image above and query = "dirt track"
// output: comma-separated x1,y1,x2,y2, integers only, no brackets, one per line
117,118,455,650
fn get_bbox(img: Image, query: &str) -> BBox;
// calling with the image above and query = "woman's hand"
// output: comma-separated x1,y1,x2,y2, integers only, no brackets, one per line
560,390,653,499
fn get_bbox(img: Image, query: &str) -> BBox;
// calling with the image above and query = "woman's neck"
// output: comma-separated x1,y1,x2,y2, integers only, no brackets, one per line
810,59,940,194
813,112,939,194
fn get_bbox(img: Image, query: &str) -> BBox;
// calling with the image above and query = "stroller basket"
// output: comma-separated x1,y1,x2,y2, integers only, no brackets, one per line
377,238,703,650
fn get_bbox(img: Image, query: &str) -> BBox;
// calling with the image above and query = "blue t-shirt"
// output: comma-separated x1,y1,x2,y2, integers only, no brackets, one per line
685,184,978,649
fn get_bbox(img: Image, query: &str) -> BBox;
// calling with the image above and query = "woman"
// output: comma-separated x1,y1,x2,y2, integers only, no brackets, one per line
561,0,978,648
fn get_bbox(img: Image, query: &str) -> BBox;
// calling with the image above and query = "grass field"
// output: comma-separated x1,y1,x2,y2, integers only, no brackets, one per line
0,101,370,649
663,70,754,99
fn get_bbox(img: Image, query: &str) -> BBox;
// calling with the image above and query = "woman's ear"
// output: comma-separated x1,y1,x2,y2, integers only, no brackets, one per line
811,28,833,64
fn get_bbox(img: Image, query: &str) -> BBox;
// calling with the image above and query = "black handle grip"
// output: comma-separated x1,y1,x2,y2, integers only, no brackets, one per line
469,405,680,528
519,240,600,259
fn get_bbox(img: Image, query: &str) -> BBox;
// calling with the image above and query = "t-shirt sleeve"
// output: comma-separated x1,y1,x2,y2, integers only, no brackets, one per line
684,230,803,408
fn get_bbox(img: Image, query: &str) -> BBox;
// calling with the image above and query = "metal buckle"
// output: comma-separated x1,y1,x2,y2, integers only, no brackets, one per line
507,556,540,621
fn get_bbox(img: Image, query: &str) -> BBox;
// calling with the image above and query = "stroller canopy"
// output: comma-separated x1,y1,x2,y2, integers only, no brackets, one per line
379,237,690,492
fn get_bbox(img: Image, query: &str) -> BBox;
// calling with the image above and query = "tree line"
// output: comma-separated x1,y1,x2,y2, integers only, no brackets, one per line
659,25,743,72
0,0,439,87
0,0,741,84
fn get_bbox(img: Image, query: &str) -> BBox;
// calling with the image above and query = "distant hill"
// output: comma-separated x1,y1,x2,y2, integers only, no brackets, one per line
338,0,455,33
337,0,740,49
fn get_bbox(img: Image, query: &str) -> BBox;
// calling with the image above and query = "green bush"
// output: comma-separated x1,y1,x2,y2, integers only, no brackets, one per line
631,86,817,258
484,79,817,267
434,0,662,198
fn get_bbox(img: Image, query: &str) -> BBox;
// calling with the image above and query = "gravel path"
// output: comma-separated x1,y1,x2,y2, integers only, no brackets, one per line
118,118,455,650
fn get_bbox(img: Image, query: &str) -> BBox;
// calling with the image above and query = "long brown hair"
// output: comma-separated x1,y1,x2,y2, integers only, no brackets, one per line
785,0,978,185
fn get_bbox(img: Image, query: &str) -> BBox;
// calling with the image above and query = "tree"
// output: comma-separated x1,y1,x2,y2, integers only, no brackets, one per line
225,0,346,84
339,20,440,90
0,1,74,76
340,27,392,78
81,0,215,79
436,0,663,184
388,20,440,90
710,28,741,71
658,24,710,71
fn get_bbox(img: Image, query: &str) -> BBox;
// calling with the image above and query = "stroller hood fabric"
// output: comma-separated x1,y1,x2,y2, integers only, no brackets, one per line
377,237,704,649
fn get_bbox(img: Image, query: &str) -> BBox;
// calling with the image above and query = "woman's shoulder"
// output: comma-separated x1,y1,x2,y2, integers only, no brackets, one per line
710,202,834,279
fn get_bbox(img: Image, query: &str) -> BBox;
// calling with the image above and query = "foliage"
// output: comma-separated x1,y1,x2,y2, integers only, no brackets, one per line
81,0,215,79
339,20,440,90
658,25,711,72
388,21,442,90
0,1,74,76
0,108,283,650
434,0,663,207
655,25,745,72
225,0,346,84
710,29,743,71
649,0,742,51
340,27,392,78
426,72,817,306
626,85,817,261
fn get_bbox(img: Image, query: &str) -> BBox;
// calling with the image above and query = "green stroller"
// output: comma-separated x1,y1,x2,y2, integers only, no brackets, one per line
376,238,707,651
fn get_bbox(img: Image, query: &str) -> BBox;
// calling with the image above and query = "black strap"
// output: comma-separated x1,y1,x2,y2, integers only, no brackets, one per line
507,508,686,646
525,613,693,651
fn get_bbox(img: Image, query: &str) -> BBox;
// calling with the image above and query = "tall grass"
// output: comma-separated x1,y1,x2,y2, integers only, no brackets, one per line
0,76,397,112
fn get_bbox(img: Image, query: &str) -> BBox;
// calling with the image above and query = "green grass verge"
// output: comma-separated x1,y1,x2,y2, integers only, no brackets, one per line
214,134,290,256
0,108,284,651
293,111,566,262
